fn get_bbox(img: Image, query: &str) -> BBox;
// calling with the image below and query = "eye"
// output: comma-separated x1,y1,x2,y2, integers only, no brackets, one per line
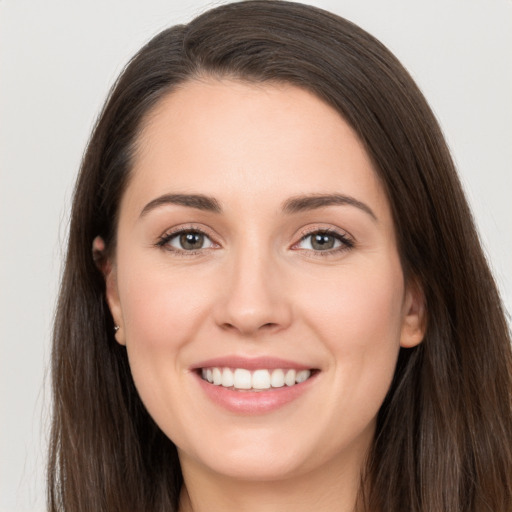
295,229,354,253
157,229,215,252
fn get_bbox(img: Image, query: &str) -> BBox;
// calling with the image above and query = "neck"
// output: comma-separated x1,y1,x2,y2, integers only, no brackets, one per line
178,450,367,512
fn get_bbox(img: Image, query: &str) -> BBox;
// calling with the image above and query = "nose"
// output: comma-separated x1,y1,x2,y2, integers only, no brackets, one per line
212,245,293,337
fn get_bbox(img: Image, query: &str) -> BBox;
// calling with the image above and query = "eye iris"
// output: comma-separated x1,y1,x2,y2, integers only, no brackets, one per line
311,233,335,250
180,232,204,250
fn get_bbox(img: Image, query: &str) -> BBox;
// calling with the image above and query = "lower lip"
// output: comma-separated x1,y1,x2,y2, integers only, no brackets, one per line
194,372,318,414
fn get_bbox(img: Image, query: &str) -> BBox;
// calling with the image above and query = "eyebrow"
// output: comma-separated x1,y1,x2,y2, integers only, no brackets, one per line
139,192,377,221
140,193,222,217
282,193,377,221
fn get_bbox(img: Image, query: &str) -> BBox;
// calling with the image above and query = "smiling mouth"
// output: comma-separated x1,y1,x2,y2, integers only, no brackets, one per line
199,367,316,391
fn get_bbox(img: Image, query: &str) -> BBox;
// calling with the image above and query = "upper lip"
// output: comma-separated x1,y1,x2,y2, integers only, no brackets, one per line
191,356,315,371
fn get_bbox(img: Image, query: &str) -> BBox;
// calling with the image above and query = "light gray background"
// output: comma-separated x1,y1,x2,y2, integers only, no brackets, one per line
1,1,510,510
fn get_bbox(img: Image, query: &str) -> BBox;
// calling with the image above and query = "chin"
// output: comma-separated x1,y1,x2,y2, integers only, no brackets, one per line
197,450,307,482
177,427,316,482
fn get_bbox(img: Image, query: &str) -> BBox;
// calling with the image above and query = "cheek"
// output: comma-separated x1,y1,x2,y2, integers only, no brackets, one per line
115,257,216,407
118,260,210,348
304,258,405,345
115,259,218,437
300,258,405,404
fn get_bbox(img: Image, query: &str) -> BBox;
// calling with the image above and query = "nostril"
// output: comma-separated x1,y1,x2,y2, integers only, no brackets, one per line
222,321,274,328
220,321,279,335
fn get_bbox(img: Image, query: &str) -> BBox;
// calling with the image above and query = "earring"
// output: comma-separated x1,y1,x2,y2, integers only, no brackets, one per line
114,325,120,332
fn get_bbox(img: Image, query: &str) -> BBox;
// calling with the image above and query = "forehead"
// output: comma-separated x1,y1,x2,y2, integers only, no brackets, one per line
122,79,390,222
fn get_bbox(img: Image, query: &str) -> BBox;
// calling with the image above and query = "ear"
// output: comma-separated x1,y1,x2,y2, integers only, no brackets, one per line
92,236,126,345
400,278,426,348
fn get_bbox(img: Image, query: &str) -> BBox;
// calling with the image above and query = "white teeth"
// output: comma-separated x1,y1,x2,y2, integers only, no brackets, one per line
212,367,222,385
296,370,310,383
270,369,285,388
201,367,312,390
233,369,252,389
252,369,271,390
285,369,296,386
221,368,234,387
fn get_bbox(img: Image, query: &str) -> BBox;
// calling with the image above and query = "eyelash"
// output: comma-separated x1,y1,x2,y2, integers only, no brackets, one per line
294,227,355,257
155,225,217,257
155,226,355,257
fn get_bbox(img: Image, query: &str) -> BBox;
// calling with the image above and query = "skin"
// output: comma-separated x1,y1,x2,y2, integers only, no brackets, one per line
99,79,425,512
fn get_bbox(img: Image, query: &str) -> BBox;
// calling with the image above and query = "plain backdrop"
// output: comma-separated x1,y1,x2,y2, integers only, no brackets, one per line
0,1,510,510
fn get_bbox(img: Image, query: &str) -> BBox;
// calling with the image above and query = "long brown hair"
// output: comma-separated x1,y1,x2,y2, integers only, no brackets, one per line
48,1,512,510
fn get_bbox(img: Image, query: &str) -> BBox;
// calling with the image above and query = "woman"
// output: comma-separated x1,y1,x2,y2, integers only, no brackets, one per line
48,1,512,511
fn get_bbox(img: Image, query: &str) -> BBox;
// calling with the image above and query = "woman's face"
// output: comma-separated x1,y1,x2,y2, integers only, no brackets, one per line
104,80,424,483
